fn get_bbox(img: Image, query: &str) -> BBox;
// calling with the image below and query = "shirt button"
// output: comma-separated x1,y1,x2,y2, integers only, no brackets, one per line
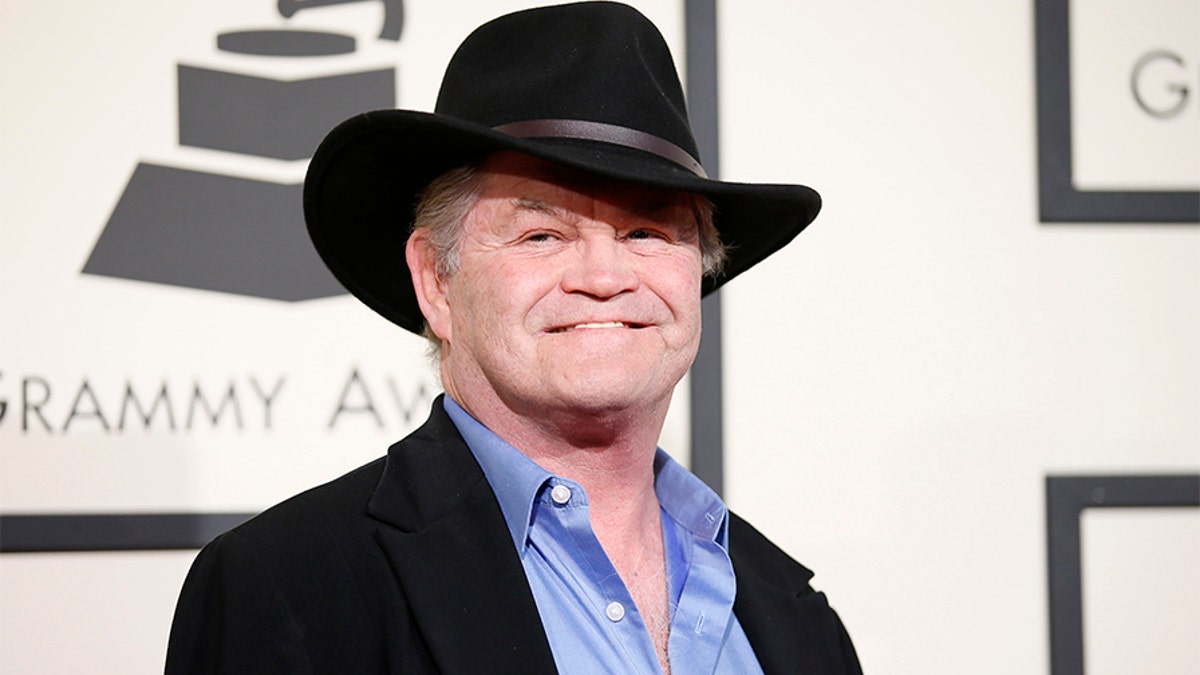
550,484,571,505
605,601,625,622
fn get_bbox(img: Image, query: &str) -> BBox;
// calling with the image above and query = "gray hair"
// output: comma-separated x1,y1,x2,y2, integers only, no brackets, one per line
410,163,727,353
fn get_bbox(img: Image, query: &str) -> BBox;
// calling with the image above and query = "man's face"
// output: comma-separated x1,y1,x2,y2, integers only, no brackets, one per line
424,151,704,421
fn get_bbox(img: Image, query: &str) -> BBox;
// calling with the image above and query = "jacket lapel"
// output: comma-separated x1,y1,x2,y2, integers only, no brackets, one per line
730,514,860,675
367,398,558,674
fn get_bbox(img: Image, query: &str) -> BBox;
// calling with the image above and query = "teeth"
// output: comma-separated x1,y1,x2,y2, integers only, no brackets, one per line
550,321,628,333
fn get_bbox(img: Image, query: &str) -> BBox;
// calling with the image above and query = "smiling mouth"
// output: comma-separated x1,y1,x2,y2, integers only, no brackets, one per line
547,321,646,333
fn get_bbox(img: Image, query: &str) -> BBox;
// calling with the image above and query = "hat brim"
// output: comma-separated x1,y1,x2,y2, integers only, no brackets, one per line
304,109,821,334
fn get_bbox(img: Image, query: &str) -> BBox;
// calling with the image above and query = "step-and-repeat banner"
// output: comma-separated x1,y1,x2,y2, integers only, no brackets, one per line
2,1,1197,673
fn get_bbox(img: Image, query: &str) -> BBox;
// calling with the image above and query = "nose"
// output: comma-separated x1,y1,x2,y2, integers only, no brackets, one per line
560,231,639,298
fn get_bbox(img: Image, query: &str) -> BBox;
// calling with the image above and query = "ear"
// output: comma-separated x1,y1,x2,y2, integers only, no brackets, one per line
406,230,452,344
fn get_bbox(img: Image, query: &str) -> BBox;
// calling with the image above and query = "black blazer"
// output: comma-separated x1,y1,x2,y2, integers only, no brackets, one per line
166,400,861,674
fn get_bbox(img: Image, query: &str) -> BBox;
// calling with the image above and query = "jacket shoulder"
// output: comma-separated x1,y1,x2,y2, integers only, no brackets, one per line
166,458,407,673
227,456,387,550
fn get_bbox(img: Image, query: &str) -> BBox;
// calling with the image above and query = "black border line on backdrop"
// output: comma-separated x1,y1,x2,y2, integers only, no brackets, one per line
1046,474,1200,675
0,0,725,554
686,0,724,496
0,513,256,552
1034,0,1199,223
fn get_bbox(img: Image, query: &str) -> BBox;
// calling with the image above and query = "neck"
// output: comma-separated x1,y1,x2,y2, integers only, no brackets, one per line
443,365,673,520
452,382,666,541
472,399,667,521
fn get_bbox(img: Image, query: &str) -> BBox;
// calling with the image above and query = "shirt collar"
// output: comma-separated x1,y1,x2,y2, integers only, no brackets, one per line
443,395,730,551
653,450,730,548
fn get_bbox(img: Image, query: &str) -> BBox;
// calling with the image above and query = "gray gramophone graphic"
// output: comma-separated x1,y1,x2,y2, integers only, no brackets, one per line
84,0,402,301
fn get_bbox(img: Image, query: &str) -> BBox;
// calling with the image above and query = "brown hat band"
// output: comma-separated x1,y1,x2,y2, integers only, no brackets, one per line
493,119,708,178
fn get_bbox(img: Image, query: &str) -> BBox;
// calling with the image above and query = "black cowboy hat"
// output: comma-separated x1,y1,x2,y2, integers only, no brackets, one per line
304,1,820,334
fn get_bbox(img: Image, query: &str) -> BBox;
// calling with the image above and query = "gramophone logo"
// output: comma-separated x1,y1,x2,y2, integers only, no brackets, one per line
83,0,403,301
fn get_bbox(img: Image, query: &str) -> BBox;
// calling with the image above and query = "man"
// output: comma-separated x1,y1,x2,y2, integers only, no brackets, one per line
166,3,860,673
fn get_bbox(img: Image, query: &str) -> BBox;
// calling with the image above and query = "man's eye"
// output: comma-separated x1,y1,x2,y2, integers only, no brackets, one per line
626,229,664,241
523,231,560,243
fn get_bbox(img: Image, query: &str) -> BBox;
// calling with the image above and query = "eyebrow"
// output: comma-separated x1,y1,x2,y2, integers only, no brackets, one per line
512,197,555,213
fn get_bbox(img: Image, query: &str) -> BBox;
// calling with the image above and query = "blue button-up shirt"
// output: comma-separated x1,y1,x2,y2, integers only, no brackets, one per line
445,397,763,674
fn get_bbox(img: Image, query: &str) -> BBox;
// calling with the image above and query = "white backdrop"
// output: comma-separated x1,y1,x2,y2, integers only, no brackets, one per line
2,1,1197,673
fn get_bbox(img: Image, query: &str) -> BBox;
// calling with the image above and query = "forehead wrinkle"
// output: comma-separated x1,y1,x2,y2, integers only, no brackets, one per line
525,178,693,227
496,177,597,225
